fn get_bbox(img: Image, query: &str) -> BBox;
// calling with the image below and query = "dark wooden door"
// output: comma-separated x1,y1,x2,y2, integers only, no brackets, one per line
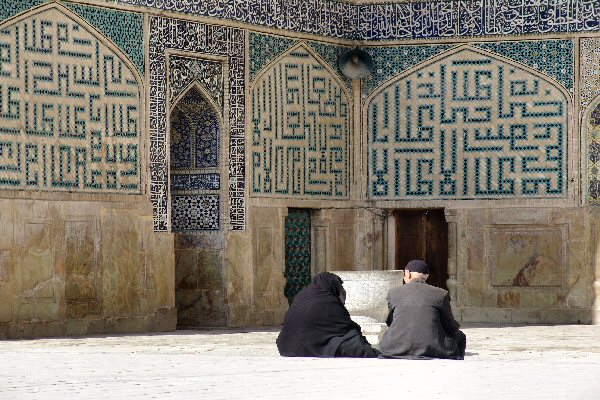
395,209,448,290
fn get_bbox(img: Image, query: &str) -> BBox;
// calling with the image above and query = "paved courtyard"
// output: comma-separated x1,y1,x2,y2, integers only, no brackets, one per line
1,324,600,399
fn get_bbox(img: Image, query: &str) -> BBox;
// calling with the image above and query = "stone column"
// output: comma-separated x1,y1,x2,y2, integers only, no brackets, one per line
593,211,600,324
445,209,458,304
311,210,328,276
386,212,396,270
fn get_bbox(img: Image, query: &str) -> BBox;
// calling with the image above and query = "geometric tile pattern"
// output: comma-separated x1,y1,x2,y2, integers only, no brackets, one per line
170,87,221,231
284,208,312,305
149,17,244,232
251,45,350,198
364,45,454,99
169,56,223,109
118,0,600,40
0,0,46,22
580,38,600,110
0,5,142,193
249,32,352,89
364,40,574,100
171,194,220,231
368,47,568,200
304,40,353,90
474,40,574,94
64,2,145,76
249,33,297,82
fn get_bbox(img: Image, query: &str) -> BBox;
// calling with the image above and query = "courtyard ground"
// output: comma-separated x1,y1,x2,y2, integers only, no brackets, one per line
1,324,599,399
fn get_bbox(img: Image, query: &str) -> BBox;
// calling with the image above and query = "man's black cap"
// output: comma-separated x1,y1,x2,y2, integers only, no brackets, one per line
406,259,429,274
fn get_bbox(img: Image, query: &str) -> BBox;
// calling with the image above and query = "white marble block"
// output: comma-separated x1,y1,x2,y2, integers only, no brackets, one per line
332,270,404,346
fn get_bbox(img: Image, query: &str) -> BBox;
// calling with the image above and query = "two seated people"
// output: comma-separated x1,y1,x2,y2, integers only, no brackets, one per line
276,260,466,359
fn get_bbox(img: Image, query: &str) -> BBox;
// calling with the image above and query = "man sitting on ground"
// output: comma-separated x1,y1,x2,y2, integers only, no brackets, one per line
276,272,379,358
379,259,466,359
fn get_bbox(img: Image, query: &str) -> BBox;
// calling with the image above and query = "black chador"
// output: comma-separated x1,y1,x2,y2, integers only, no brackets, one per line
276,272,378,358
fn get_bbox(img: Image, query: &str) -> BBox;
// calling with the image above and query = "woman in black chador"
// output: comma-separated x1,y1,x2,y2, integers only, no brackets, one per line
276,272,379,358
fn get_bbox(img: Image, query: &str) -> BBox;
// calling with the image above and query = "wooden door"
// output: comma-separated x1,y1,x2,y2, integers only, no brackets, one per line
394,209,448,290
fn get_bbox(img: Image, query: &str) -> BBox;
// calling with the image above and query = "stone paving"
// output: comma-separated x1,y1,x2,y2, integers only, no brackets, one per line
1,324,600,399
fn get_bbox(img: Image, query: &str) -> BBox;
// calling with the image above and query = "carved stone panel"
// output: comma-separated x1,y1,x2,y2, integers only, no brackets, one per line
487,225,566,288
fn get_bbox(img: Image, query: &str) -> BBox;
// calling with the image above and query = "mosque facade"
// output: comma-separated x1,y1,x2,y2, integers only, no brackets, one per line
0,0,599,337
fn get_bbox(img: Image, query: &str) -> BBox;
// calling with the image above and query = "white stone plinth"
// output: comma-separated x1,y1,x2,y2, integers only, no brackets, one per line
332,270,404,346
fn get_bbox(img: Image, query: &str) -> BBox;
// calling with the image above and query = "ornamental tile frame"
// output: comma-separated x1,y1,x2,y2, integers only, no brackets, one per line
585,99,600,205
580,38,600,204
149,16,245,231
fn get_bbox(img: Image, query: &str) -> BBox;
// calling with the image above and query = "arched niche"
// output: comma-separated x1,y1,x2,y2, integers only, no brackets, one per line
365,46,570,200
250,43,350,199
0,4,143,194
169,84,222,232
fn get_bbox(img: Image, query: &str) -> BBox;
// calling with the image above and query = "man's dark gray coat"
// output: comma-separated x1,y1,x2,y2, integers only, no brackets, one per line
379,281,466,359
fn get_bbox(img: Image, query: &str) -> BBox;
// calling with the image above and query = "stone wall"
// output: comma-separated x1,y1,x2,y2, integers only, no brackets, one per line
455,207,591,323
0,1,177,338
0,195,175,338
1,0,600,337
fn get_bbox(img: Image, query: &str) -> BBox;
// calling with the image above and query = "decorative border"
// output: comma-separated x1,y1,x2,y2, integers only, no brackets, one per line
118,0,358,39
118,0,600,40
581,38,600,110
358,0,600,40
149,16,245,231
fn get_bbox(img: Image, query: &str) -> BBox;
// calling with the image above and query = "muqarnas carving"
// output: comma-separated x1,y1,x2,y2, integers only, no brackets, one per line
251,44,350,198
0,5,142,193
367,46,568,200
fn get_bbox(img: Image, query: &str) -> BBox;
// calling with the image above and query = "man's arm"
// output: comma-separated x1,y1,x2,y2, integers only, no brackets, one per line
385,291,394,326
439,294,460,334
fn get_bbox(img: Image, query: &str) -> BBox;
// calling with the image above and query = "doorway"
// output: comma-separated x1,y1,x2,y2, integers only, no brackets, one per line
394,209,448,290
284,209,312,305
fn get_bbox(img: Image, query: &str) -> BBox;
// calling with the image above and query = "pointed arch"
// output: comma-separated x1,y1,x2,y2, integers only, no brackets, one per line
365,45,570,200
172,80,223,122
170,83,221,171
251,41,351,100
365,44,572,106
169,83,222,232
0,3,143,194
250,42,351,199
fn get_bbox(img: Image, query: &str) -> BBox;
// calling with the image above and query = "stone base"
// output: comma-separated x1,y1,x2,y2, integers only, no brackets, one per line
459,307,592,324
0,307,177,339
350,316,387,347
